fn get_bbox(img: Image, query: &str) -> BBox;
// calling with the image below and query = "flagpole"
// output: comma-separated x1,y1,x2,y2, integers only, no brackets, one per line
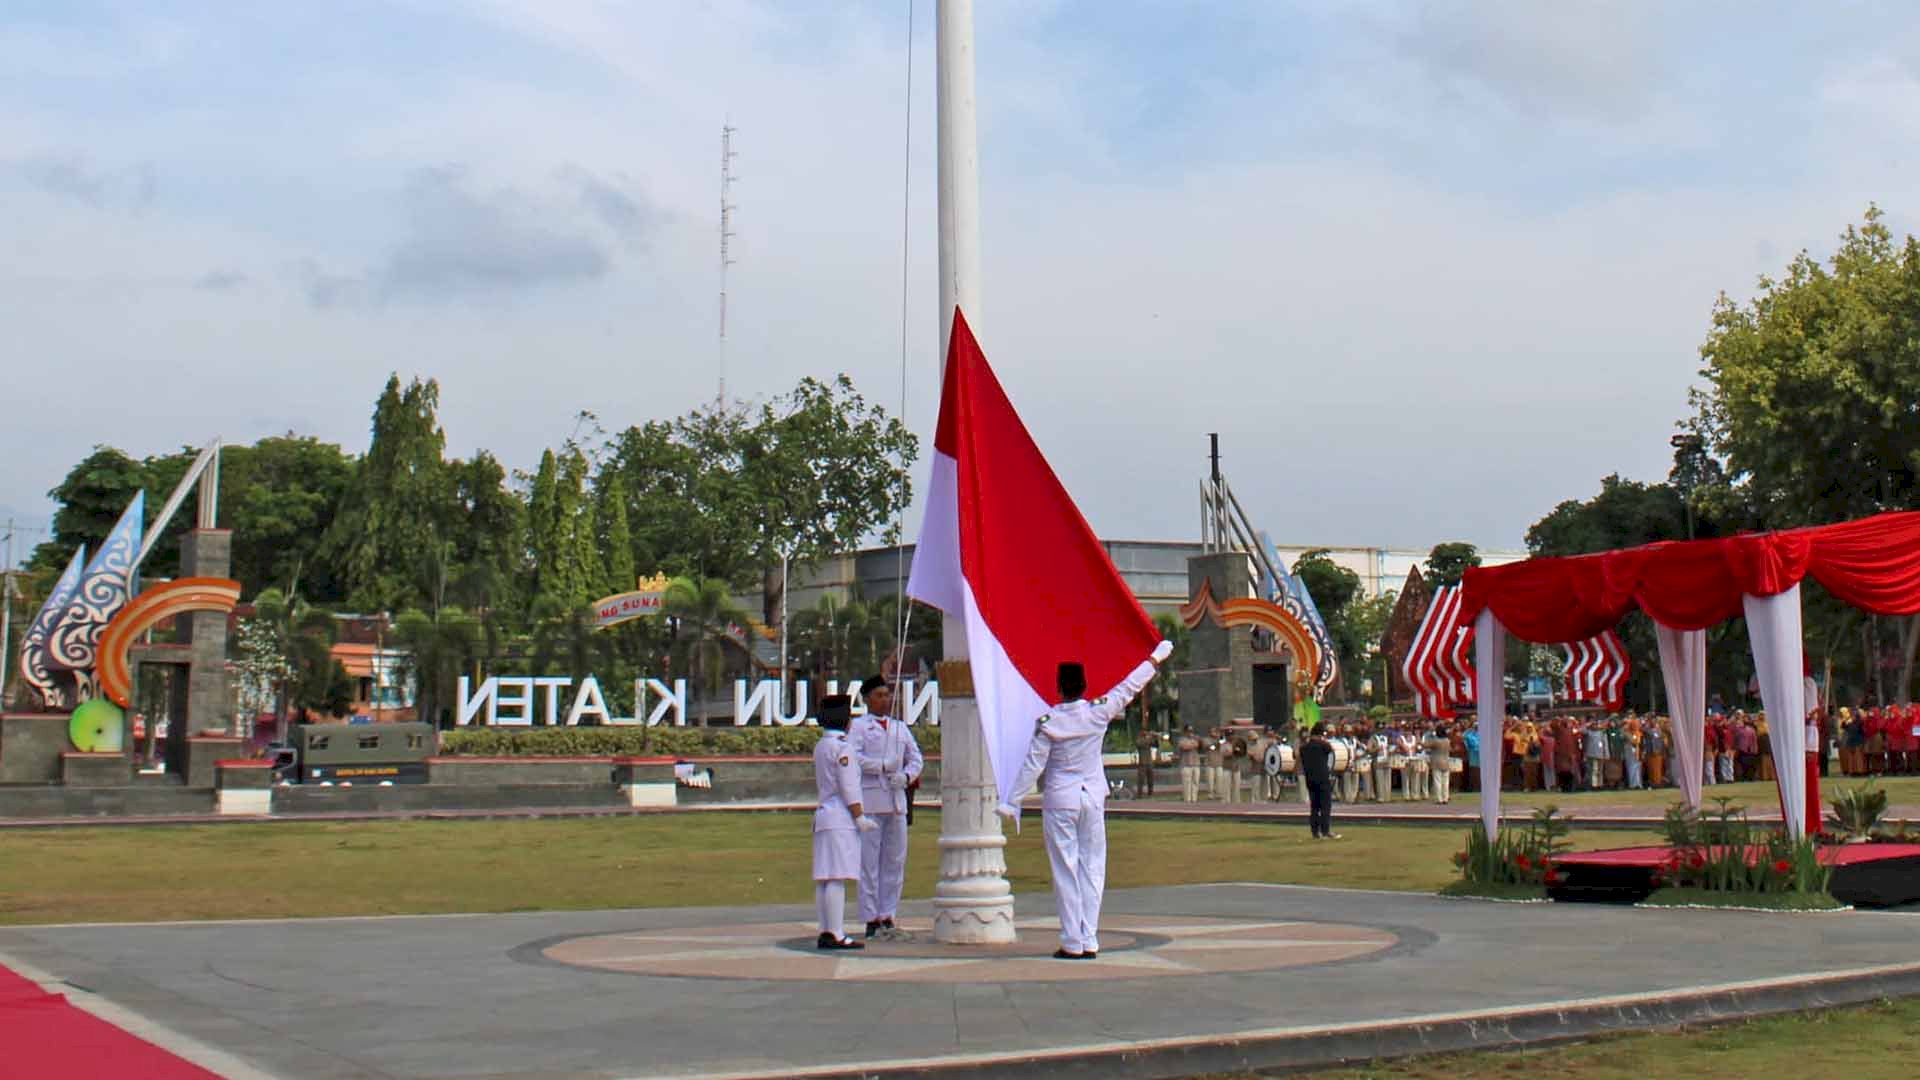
931,0,1016,945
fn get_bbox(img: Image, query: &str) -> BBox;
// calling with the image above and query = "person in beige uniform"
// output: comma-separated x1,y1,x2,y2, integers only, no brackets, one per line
1423,724,1454,804
1205,734,1226,802
1176,726,1202,802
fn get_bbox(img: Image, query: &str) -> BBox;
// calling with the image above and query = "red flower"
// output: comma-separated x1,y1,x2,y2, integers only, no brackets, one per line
1544,870,1561,884
1689,853,1706,870
1773,859,1793,875
1452,851,1468,866
1515,854,1532,870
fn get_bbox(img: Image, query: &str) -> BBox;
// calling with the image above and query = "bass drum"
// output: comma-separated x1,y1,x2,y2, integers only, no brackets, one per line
1328,740,1353,773
1264,742,1296,776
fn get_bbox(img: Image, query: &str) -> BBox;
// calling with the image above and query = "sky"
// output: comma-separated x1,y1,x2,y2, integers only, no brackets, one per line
4,0,1919,559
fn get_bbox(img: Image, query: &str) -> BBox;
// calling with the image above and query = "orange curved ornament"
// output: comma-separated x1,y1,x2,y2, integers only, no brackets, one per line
97,577,243,707
1178,577,1323,692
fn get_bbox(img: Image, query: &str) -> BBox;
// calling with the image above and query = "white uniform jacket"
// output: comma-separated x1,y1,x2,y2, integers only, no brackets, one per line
851,714,924,815
1008,660,1157,811
813,730,863,833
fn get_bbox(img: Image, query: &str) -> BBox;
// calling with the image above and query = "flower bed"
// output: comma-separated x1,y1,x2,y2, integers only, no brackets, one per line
1446,805,1572,901
1652,797,1833,897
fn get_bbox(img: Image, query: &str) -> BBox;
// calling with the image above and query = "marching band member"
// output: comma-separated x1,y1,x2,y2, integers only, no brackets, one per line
1396,726,1426,801
1177,725,1202,802
1370,725,1393,802
997,643,1172,960
1340,727,1363,803
1423,724,1453,804
852,674,923,940
813,695,876,950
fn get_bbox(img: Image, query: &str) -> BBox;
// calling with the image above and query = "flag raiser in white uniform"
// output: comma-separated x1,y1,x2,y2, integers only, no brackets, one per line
998,649,1167,957
850,708,923,926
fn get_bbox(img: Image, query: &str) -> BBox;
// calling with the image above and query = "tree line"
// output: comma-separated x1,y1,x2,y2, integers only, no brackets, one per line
16,373,918,723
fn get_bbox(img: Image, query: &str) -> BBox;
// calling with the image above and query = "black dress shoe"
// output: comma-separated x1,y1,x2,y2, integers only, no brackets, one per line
1082,951,1097,959
1052,948,1085,960
818,933,864,950
865,920,883,939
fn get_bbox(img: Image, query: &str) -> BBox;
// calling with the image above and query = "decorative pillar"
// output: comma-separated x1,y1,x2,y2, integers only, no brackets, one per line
931,662,1015,942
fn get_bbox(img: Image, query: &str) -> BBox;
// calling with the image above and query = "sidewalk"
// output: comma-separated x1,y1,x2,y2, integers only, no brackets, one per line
4,883,1919,1079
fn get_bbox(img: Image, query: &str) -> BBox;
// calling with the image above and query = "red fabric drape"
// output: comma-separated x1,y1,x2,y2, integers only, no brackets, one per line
1458,510,1920,643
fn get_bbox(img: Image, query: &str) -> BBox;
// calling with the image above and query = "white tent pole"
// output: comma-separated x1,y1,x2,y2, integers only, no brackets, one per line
1474,608,1506,838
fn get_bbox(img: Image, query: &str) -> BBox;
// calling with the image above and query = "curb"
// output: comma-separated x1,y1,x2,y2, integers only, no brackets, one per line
688,960,1920,1080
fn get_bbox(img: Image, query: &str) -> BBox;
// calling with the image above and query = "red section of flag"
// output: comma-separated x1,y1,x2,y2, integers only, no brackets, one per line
934,309,1159,702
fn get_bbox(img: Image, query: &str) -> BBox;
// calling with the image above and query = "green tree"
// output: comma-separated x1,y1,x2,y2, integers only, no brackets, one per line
1424,542,1482,588
527,446,604,613
220,435,355,599
1694,206,1920,701
665,576,751,725
1293,550,1366,701
33,446,160,573
601,375,919,589
324,376,456,611
393,607,479,729
445,451,525,615
596,469,637,596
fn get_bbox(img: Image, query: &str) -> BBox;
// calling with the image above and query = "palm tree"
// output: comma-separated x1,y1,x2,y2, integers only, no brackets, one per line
393,607,479,729
665,576,750,725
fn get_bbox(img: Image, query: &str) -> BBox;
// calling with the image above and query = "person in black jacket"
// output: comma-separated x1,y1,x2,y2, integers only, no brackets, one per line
1299,727,1339,840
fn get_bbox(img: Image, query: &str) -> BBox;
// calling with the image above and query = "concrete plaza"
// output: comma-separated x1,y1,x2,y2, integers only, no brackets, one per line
3,883,1919,1079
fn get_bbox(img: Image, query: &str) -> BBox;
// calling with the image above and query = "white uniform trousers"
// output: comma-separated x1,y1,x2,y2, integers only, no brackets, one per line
1042,791,1107,954
1340,767,1360,803
1408,760,1429,801
858,812,908,923
1180,764,1199,801
1430,762,1451,803
1372,761,1392,801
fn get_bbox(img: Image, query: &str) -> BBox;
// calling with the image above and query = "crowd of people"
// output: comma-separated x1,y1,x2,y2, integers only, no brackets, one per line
1145,701,1920,807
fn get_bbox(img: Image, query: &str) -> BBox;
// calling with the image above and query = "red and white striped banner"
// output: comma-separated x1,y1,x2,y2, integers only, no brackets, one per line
1403,586,1474,720
1561,628,1629,711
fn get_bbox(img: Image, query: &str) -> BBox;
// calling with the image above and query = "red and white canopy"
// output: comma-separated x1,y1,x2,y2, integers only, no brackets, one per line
1442,511,1920,838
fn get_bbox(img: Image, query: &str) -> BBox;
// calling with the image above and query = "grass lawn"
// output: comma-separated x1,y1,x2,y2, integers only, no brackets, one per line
1206,996,1920,1080
0,812,1664,926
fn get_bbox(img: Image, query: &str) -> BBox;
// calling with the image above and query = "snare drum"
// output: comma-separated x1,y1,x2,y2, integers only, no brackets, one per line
1328,740,1353,773
1388,753,1411,770
1448,759,1465,774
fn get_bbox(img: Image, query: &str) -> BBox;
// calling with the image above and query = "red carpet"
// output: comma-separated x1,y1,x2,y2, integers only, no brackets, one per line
0,959,218,1079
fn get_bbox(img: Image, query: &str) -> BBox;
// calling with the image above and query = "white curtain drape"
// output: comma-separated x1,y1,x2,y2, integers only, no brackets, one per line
1653,624,1707,812
1475,608,1507,838
1744,586,1807,838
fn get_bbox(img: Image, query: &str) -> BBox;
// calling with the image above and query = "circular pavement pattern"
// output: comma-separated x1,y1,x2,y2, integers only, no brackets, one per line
540,915,1398,983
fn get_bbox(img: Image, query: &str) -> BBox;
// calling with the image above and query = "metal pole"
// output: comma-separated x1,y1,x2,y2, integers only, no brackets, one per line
779,552,789,711
0,521,12,708
933,0,1014,946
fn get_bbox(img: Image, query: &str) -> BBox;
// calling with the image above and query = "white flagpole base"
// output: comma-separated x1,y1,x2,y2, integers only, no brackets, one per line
932,693,1016,943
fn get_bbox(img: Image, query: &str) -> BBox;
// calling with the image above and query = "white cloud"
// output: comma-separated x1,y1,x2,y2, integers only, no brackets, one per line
2,1,1916,558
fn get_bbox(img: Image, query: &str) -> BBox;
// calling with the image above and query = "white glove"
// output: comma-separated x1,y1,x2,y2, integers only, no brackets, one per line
994,803,1019,826
1151,639,1174,664
889,772,910,791
856,815,880,833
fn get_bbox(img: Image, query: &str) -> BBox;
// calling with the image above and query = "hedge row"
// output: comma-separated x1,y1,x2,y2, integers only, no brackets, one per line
440,724,943,758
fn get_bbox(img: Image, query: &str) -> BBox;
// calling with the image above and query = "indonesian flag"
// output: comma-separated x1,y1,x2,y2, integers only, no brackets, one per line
907,308,1161,805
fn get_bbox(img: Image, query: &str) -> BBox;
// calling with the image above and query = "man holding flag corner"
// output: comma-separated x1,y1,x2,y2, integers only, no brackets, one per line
996,639,1172,959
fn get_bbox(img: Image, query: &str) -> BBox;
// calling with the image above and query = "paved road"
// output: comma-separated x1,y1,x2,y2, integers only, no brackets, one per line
4,884,1920,1079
